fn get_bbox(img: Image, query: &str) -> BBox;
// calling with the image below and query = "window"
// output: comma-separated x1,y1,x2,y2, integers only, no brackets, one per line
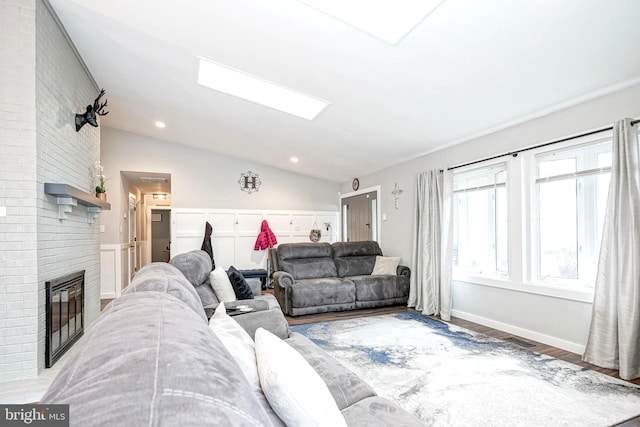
449,127,627,300
453,163,508,278
530,139,611,288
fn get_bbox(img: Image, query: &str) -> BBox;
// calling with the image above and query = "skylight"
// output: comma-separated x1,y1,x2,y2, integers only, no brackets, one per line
197,57,330,120
300,0,445,45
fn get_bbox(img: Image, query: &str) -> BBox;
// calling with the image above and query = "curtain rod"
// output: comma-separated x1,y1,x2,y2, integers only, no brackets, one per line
447,119,640,171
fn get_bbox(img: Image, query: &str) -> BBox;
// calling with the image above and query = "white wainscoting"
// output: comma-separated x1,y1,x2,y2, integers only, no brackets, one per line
171,209,339,270
99,243,131,299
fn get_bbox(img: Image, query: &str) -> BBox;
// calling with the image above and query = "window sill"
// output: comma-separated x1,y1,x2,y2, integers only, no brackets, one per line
452,273,595,303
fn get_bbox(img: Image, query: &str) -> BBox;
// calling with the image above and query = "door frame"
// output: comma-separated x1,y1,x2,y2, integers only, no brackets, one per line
127,193,137,284
339,185,381,244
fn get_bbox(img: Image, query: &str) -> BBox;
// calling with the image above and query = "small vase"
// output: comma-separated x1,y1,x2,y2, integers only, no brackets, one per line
96,192,107,202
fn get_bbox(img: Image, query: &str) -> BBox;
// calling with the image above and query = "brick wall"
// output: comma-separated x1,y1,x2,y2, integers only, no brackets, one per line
0,0,101,381
35,1,101,375
0,0,39,382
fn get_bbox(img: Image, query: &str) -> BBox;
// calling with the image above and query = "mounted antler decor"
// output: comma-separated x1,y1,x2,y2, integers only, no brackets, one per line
75,89,109,131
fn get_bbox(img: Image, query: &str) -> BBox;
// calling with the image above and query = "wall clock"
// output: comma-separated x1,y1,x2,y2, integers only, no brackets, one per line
352,178,360,191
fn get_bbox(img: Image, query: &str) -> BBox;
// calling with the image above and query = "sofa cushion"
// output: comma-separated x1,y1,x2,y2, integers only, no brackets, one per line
277,242,338,280
341,396,423,427
332,241,383,278
350,275,398,301
280,257,339,280
126,262,207,321
285,332,376,410
169,250,212,286
278,242,333,260
209,304,284,427
209,266,237,303
291,278,355,308
193,277,220,307
371,256,400,276
255,328,348,427
233,308,290,340
40,292,273,427
227,266,254,300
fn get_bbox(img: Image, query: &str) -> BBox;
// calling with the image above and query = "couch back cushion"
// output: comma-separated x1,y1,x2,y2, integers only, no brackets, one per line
40,292,273,427
126,262,207,321
332,241,383,277
276,243,337,280
169,250,212,287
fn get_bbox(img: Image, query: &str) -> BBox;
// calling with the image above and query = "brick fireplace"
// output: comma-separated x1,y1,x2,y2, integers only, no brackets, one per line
0,0,102,382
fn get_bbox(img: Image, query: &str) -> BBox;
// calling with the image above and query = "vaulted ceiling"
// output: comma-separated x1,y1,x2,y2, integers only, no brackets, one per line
50,0,640,183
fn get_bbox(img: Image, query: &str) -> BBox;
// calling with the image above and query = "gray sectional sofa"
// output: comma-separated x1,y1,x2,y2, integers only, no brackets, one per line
169,250,287,338
273,241,410,316
40,254,422,426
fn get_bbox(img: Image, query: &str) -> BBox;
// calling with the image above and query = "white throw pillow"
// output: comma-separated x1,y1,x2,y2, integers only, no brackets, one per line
209,304,285,427
371,256,400,276
255,328,347,427
209,266,236,302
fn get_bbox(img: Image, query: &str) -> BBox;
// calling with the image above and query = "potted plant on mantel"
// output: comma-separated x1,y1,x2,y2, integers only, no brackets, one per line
94,161,109,202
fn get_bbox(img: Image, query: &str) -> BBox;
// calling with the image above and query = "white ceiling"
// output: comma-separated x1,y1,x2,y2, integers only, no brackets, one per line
50,0,640,183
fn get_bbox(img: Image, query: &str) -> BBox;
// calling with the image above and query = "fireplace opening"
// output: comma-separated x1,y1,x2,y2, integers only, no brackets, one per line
46,270,85,368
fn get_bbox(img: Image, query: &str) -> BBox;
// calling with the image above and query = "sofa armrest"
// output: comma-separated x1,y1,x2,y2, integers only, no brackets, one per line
247,279,262,297
273,271,294,285
273,271,294,315
397,265,411,279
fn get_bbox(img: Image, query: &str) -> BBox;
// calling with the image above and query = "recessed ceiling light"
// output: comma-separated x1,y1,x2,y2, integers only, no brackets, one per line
290,157,299,163
300,0,445,45
197,57,330,120
155,121,166,128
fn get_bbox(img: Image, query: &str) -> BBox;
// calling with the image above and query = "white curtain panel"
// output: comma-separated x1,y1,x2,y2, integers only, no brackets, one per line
583,118,640,380
409,169,453,320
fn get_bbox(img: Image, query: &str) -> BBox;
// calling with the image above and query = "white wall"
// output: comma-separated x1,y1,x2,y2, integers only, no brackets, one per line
100,127,340,246
344,82,640,353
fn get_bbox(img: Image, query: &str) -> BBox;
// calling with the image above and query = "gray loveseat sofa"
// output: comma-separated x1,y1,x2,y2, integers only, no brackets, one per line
273,241,410,316
40,261,422,426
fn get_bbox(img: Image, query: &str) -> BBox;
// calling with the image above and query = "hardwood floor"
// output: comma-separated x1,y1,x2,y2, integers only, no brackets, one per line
100,298,113,311
286,304,409,326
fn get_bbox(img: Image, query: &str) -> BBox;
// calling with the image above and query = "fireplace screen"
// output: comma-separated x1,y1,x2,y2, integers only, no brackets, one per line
46,270,85,368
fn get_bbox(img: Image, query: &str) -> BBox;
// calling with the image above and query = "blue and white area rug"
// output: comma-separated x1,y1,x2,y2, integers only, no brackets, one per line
291,312,640,427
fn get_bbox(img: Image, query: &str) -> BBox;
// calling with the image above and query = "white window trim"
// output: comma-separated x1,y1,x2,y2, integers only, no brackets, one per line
453,273,596,303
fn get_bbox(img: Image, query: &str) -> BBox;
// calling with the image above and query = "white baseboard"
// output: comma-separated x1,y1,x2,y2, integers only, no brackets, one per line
451,309,585,355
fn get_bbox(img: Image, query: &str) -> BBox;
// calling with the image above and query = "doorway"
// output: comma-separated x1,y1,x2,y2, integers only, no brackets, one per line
340,186,380,242
151,209,171,262
120,171,172,269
